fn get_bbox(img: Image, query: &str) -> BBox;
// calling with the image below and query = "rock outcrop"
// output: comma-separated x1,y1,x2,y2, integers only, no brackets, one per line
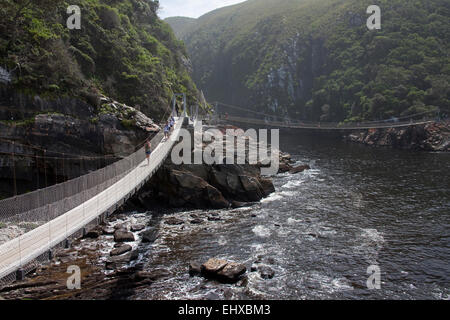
135,125,276,209
189,258,247,284
0,88,160,198
344,121,449,152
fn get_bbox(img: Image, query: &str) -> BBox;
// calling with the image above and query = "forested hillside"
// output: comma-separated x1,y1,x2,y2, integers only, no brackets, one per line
164,16,197,39
167,0,450,122
0,0,200,117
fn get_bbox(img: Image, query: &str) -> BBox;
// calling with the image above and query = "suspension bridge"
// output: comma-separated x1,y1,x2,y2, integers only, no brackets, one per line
0,95,444,285
213,101,442,130
0,97,193,285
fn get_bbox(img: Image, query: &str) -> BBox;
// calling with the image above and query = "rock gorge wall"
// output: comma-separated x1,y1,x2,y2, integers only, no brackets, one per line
344,121,450,151
0,87,160,198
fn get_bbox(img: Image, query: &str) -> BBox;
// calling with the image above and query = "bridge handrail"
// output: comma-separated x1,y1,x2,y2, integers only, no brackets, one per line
0,118,183,282
224,115,438,130
0,126,166,224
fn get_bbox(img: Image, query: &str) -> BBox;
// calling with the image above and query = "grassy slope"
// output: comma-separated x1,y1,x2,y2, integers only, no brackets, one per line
168,0,450,122
164,17,197,39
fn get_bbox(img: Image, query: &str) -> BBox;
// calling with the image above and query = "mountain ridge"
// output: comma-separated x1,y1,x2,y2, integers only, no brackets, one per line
167,0,450,122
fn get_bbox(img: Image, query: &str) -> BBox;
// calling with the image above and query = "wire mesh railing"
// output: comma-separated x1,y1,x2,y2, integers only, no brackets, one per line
0,118,184,285
222,115,439,130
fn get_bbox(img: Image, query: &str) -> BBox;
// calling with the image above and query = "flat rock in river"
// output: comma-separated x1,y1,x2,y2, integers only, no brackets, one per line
289,165,311,174
110,244,132,256
141,229,159,243
217,262,247,282
130,224,145,232
165,217,184,225
113,230,135,242
201,258,228,275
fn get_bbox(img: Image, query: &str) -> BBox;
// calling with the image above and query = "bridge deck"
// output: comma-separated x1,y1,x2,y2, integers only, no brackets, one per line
0,119,183,280
224,115,435,130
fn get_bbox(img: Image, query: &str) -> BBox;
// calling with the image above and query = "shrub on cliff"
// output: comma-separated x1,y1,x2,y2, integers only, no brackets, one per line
0,0,201,118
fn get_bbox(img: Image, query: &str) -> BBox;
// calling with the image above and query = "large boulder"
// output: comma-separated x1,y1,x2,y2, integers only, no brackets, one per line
141,229,159,243
201,258,228,275
198,258,247,284
289,165,311,174
110,244,132,256
217,262,247,282
113,230,135,242
135,125,276,210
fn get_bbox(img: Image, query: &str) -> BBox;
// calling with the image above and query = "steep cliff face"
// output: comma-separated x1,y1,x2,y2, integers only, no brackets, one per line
0,0,205,198
0,89,160,198
167,0,450,122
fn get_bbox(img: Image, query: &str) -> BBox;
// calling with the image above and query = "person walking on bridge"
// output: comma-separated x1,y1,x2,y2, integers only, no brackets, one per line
145,139,152,165
164,122,170,140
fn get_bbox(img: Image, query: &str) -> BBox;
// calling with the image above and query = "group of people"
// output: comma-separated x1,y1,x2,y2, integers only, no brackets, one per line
164,116,175,139
144,116,176,165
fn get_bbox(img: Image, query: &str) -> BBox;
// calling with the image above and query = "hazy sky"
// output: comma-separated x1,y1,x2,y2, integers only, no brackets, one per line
159,0,247,19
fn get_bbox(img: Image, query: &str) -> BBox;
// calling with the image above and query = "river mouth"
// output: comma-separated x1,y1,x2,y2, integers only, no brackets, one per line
120,132,449,300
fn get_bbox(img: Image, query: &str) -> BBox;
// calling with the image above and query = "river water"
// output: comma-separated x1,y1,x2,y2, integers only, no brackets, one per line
128,131,449,300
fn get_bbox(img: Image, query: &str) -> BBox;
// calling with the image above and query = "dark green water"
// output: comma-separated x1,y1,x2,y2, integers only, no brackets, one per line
131,131,450,300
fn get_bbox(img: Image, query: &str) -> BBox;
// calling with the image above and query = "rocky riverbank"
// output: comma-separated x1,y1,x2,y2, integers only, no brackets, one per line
0,206,277,300
344,121,450,152
0,121,312,300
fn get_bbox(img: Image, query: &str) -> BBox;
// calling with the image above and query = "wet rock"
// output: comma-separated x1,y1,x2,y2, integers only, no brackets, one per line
133,269,172,282
141,229,159,243
189,261,202,276
130,224,145,232
190,218,203,224
108,250,139,266
205,292,221,300
84,229,101,239
105,261,124,270
278,162,293,173
231,201,251,208
223,288,233,299
102,227,115,235
113,230,135,242
200,258,247,284
289,165,311,174
258,266,275,279
217,262,247,283
114,223,128,231
116,214,127,221
110,245,132,257
201,258,228,275
165,217,184,225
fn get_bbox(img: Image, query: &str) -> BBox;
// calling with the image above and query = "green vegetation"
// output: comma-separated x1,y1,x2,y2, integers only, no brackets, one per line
0,0,201,118
168,0,450,122
0,117,35,127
